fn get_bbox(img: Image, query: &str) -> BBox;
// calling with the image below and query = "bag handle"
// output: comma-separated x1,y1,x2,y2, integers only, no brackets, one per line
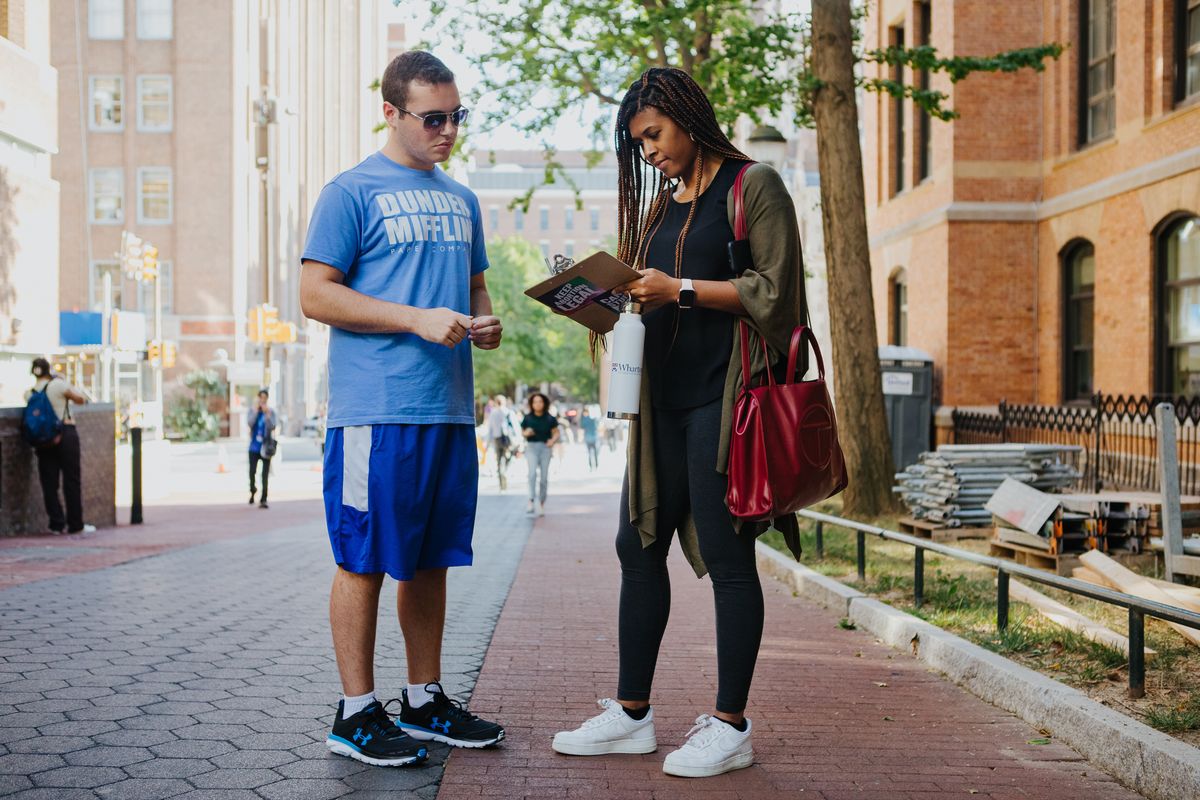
738,320,775,391
785,326,827,384
732,162,755,241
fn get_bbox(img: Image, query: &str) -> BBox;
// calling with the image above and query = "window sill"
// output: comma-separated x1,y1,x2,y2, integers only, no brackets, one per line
1049,135,1118,172
1142,96,1200,132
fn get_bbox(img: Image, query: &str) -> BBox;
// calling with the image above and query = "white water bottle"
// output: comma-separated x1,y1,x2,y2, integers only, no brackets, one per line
607,302,644,420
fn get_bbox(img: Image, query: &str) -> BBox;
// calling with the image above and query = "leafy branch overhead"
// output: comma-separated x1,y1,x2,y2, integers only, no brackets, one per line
405,0,1063,133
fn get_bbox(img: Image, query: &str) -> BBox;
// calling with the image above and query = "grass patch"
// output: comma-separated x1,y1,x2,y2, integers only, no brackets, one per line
765,503,1200,742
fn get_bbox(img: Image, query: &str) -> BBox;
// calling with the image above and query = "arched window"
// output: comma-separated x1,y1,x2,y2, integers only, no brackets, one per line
1062,241,1095,402
1158,215,1200,395
888,268,908,346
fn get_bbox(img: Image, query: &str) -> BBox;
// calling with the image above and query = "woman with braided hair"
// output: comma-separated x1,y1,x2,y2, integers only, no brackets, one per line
552,68,807,777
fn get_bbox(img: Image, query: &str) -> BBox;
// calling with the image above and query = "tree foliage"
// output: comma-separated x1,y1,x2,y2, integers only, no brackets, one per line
474,237,599,401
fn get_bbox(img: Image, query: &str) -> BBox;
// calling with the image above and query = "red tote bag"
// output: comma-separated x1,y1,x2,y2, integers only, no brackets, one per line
725,165,848,521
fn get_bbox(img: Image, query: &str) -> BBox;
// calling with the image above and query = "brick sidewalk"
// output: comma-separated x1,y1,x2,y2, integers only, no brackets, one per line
437,488,1144,800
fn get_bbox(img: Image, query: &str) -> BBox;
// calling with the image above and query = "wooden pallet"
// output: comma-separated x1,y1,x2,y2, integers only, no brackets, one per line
899,516,992,543
989,538,1082,576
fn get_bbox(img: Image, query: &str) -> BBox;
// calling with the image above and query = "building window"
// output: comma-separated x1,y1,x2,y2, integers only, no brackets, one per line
565,207,575,231
488,206,499,231
137,167,172,224
139,260,174,325
89,0,124,39
917,3,932,182
888,269,908,346
514,207,524,231
539,206,550,231
1062,241,1095,402
565,241,575,259
890,24,905,196
89,168,124,224
1081,0,1116,145
90,261,124,310
137,75,172,131
1159,215,1200,395
136,0,172,40
89,76,124,131
1178,0,1200,102
590,208,600,231
539,241,550,260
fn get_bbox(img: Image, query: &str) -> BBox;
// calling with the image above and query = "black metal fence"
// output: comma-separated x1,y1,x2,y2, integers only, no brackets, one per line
952,394,1200,495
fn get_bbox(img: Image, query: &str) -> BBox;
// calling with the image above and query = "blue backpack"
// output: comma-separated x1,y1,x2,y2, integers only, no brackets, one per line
22,381,64,448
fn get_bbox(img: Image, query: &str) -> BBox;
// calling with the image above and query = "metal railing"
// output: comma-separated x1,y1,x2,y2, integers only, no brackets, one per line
951,394,1200,495
799,509,1200,699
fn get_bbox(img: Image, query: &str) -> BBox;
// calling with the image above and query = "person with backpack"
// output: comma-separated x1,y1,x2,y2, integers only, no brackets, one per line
23,358,95,535
247,388,278,509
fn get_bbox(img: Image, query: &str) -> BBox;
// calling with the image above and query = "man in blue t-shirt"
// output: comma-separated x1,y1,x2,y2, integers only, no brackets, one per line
300,51,504,768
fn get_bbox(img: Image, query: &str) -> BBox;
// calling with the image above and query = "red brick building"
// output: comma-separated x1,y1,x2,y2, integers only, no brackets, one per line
864,0,1200,406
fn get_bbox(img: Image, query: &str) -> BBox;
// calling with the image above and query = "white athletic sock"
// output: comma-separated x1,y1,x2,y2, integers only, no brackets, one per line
342,691,376,718
406,682,439,708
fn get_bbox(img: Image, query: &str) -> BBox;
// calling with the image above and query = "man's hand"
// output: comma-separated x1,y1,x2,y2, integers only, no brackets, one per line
413,308,472,348
469,315,503,350
615,268,682,311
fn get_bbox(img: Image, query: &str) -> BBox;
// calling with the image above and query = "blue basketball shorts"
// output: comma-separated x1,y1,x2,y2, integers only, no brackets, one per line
323,423,478,581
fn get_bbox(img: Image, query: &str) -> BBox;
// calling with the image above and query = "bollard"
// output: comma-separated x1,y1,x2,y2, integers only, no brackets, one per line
913,548,925,609
815,521,824,560
130,427,143,525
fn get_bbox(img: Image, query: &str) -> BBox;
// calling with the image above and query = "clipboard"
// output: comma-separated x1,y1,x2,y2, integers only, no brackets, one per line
524,251,642,334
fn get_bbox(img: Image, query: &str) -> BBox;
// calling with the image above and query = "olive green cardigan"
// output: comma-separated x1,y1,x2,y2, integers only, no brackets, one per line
626,162,807,578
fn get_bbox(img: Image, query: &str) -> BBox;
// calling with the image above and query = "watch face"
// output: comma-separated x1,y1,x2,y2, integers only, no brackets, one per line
679,289,696,308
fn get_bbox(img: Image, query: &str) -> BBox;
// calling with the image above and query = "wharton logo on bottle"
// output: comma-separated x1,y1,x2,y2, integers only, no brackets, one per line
610,361,642,375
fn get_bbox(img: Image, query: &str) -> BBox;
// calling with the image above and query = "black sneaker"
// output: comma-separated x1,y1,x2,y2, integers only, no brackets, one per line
398,682,505,748
326,699,428,767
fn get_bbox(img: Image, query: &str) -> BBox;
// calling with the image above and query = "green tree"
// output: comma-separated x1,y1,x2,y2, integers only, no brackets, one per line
165,370,225,442
475,237,599,401
415,0,1060,517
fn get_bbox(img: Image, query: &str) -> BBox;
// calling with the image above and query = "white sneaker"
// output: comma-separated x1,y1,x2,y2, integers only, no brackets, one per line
551,698,656,756
537,502,545,517
662,714,753,778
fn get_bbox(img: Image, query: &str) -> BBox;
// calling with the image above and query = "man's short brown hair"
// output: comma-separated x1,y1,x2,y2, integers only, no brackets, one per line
381,51,455,110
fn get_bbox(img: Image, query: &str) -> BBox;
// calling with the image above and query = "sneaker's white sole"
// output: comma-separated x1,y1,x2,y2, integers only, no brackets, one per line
401,725,505,749
662,749,754,778
326,737,426,766
551,736,658,756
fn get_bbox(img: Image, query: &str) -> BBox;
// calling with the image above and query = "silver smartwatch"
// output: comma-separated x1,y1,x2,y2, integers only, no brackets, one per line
678,278,696,309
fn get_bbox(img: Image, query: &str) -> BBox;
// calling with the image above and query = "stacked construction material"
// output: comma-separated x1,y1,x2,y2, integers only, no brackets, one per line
893,444,1082,528
1057,494,1150,553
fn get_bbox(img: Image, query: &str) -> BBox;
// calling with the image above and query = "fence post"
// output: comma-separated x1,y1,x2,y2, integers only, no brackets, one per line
1092,392,1103,493
999,399,1009,442
130,427,143,525
815,521,824,560
1156,402,1187,582
856,531,866,582
997,570,1009,632
913,548,924,609
1128,608,1145,699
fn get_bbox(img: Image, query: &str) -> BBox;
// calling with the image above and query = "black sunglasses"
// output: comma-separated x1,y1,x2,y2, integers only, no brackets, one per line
396,106,470,130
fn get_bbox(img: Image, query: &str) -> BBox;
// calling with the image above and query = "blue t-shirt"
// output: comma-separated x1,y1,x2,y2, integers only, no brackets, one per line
580,415,598,443
301,152,489,427
250,411,265,454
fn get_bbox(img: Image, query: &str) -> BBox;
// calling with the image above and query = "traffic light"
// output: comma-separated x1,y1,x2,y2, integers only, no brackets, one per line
162,340,177,368
247,305,265,342
146,340,161,363
121,231,144,277
262,304,279,340
141,245,159,282
247,303,297,344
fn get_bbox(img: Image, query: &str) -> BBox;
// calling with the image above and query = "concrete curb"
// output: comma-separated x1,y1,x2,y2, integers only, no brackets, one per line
755,541,1200,800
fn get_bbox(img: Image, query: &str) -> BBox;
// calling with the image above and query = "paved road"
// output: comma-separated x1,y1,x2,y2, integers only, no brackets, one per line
0,489,531,800
436,482,1147,800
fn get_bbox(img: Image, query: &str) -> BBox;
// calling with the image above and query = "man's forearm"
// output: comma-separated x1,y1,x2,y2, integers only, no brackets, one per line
470,286,492,317
302,279,422,334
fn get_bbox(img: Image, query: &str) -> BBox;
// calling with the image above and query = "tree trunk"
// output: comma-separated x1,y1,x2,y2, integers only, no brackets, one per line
810,0,897,518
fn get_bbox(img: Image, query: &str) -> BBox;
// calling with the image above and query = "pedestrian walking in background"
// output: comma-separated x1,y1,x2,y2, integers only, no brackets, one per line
247,389,277,509
300,50,505,769
552,67,807,778
580,406,600,472
24,358,95,535
486,394,515,490
521,392,558,516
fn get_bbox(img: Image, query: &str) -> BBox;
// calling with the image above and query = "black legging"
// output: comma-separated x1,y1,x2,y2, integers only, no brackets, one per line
615,398,764,715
